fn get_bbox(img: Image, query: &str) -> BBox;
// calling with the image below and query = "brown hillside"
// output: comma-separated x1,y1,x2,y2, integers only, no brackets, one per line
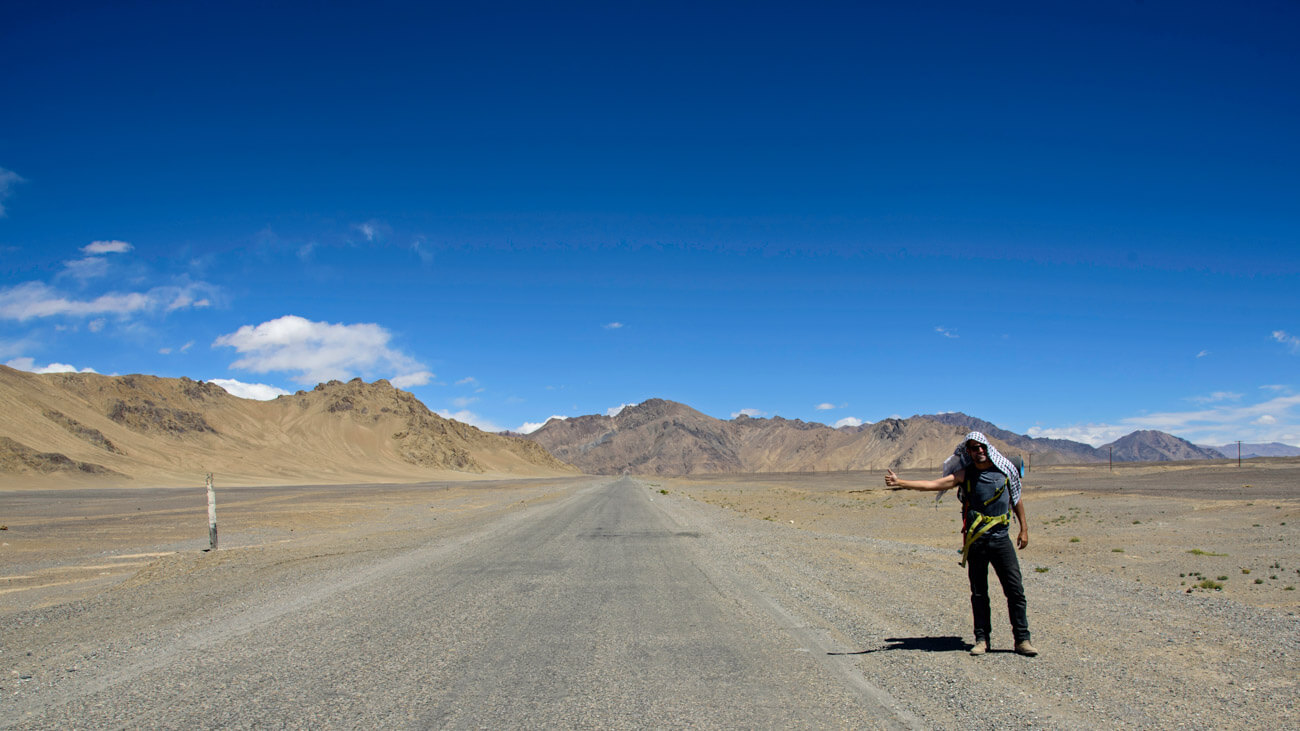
0,367,576,488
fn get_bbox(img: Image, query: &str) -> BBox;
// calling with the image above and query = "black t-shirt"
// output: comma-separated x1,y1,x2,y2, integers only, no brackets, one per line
963,466,1011,535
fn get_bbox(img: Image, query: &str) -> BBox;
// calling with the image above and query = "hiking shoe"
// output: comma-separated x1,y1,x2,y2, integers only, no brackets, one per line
1015,640,1039,657
969,640,988,656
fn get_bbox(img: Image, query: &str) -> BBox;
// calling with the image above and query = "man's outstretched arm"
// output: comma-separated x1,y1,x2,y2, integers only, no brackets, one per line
884,470,960,491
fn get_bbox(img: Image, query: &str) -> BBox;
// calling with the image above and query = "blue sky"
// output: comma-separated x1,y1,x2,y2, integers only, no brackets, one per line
2,1,1297,447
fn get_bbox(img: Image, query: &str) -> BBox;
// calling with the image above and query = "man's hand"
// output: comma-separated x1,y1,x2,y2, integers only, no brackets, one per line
884,469,901,488
1017,529,1029,550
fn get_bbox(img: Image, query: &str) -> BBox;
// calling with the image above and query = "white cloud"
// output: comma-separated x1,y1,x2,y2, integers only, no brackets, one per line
390,370,434,389
61,241,135,281
604,322,624,330
210,378,291,401
456,376,479,387
436,409,504,432
518,415,567,434
1273,330,1300,353
607,403,635,417
1196,350,1210,358
451,395,479,408
835,417,866,428
352,220,391,244
1026,423,1131,447
0,167,24,217
214,315,432,387
411,237,435,265
82,240,133,255
6,357,97,374
732,408,765,418
935,326,958,339
62,256,110,280
1029,392,1300,447
815,403,835,411
0,280,214,322
1188,391,1242,404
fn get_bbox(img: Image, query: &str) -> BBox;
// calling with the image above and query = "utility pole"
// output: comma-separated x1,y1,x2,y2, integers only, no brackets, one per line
1237,441,1242,468
1109,445,1113,472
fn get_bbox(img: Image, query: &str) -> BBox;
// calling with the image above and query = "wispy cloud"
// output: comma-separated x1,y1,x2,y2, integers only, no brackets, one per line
82,240,134,255
214,314,433,387
0,281,215,321
1273,330,1300,353
411,237,435,265
61,240,136,281
1029,391,1300,446
604,322,624,330
436,408,504,432
209,378,291,401
607,403,634,417
935,326,958,339
456,376,479,387
1196,350,1210,358
518,415,567,434
815,403,836,411
732,408,765,418
835,416,866,428
1187,391,1242,404
2,243,215,324
352,220,391,244
0,167,24,217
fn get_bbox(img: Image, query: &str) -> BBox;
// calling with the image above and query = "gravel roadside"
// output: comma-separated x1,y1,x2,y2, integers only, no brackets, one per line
3,472,1297,729
655,475,1299,729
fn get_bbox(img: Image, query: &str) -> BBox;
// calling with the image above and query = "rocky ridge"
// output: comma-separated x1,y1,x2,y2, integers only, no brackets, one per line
526,399,1018,475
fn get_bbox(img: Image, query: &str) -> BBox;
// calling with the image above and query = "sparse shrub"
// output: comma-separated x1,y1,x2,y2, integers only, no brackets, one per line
1255,579,1264,584
1216,576,1228,581
1197,579,1223,590
1069,537,1080,543
1242,568,1251,574
1188,549,1227,557
1112,548,1124,553
1035,567,1049,573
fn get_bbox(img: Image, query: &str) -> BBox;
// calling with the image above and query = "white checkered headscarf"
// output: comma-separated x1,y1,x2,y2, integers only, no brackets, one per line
937,431,1022,505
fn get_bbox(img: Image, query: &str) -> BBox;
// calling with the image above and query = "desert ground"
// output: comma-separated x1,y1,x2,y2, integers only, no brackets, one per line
2,460,1297,727
666,458,1300,611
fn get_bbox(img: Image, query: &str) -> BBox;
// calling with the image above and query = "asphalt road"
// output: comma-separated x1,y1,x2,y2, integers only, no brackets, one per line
9,477,918,729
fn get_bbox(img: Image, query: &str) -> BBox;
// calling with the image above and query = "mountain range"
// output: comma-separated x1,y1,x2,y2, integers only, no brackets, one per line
2,367,1284,485
523,403,1234,475
1210,442,1300,459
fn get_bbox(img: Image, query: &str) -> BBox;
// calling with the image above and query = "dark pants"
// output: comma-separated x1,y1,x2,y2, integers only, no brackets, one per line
966,531,1030,644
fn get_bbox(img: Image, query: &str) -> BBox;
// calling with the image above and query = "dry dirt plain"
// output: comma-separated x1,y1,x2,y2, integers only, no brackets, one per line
2,460,1297,614
666,459,1300,610
2,461,1298,727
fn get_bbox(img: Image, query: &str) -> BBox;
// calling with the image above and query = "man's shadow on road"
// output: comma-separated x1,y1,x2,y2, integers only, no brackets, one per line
829,636,968,655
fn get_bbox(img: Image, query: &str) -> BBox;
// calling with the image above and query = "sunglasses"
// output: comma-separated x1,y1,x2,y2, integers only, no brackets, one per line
965,443,987,453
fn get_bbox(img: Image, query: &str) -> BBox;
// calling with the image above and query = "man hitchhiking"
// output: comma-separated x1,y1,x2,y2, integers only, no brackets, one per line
884,431,1038,657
